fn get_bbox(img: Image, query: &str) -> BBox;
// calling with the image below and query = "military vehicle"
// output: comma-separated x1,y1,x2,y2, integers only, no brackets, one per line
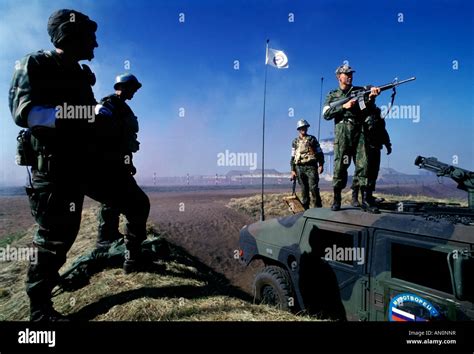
239,156,474,321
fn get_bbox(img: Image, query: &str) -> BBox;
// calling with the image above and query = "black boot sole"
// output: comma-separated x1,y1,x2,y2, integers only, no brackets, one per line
360,204,380,214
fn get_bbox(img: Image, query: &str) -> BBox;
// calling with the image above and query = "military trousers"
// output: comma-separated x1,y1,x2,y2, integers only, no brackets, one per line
352,145,381,191
97,204,122,249
333,121,368,190
25,164,150,303
366,146,381,191
296,162,319,209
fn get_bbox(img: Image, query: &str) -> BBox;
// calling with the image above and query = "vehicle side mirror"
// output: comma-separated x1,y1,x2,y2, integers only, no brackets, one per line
448,250,474,302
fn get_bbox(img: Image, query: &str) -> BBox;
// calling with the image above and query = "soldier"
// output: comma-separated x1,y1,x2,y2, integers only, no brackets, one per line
290,119,324,209
322,64,380,212
96,73,142,250
350,107,392,207
9,9,151,321
362,107,392,203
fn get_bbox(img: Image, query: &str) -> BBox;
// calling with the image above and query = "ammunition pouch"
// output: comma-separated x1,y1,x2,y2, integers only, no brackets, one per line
296,158,318,167
15,129,36,166
27,128,56,174
16,128,56,174
36,151,55,174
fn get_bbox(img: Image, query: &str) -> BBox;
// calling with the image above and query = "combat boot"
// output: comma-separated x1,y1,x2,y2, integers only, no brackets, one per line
370,189,385,204
123,246,166,274
360,187,380,214
95,232,123,252
373,195,385,203
30,300,69,322
351,187,361,207
315,188,323,208
331,188,342,211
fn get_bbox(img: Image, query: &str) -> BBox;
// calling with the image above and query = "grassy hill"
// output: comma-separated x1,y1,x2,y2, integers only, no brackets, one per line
0,207,311,321
227,191,467,218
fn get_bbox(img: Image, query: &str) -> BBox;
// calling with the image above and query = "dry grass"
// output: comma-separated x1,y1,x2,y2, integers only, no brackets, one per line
227,191,467,218
0,206,312,321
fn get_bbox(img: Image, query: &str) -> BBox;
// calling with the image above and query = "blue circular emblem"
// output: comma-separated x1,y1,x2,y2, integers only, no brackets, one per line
389,293,440,322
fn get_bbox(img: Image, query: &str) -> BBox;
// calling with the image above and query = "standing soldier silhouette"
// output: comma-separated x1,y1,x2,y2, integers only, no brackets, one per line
290,119,325,209
9,9,152,321
352,107,392,205
96,73,142,250
323,64,380,213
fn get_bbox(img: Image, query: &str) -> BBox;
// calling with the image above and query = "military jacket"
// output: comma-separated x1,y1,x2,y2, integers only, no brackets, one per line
323,86,376,124
95,94,140,166
9,50,97,165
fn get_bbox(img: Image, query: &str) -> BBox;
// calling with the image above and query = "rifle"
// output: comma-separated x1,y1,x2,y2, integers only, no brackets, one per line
329,77,416,111
415,156,474,209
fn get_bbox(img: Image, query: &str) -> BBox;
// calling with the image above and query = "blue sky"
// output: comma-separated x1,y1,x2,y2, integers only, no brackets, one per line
1,0,473,185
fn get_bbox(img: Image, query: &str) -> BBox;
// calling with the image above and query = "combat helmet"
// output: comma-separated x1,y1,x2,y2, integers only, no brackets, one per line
296,119,310,130
114,73,142,90
335,64,355,75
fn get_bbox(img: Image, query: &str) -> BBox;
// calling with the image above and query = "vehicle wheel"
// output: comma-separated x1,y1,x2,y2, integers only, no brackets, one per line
253,265,294,311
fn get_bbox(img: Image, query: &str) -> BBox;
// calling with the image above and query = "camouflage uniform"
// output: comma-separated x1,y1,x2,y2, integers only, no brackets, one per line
323,65,379,212
323,85,374,190
291,135,324,209
352,107,391,195
9,50,150,320
96,93,140,249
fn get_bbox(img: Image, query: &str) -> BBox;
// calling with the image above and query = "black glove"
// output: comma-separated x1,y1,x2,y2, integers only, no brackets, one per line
385,144,392,155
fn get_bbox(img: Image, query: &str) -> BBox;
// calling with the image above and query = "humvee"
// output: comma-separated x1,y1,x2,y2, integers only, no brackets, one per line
238,157,474,321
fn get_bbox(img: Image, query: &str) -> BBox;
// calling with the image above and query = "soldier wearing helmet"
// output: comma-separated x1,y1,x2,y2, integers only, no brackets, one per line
290,119,325,209
8,8,100,321
322,64,381,212
9,9,151,321
95,73,143,253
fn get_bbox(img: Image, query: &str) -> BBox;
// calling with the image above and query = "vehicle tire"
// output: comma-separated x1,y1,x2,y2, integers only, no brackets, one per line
253,265,294,311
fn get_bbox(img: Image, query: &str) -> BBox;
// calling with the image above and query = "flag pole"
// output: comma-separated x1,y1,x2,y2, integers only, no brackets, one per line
261,39,269,221
317,76,324,141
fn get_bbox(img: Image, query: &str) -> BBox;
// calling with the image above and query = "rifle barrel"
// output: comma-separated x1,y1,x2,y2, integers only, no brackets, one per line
328,77,416,110
379,77,416,92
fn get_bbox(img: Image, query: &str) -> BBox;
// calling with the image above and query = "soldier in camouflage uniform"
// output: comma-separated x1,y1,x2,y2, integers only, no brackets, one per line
323,64,380,212
360,107,392,203
9,9,151,321
96,73,142,250
290,120,324,209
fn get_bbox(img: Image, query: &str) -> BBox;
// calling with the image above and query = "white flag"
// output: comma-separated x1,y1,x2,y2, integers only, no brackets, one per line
266,48,289,69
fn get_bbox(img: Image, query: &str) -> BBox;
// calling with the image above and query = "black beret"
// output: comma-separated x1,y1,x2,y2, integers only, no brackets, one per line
47,9,97,48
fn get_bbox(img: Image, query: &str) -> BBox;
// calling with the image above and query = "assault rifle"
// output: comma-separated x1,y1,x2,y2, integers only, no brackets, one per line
329,77,416,110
